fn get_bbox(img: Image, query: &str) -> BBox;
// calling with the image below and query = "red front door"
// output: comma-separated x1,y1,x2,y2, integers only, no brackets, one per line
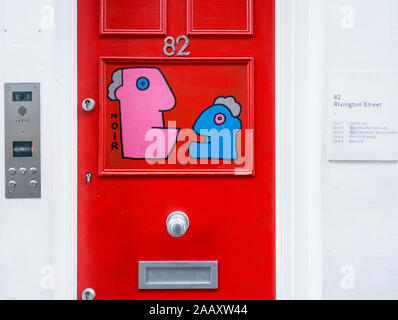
78,0,275,299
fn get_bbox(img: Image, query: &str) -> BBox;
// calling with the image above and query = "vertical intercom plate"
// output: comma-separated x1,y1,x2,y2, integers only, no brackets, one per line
4,83,41,199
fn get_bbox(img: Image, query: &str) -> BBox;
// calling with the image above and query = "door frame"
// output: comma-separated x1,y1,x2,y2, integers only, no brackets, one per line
58,0,77,300
275,0,323,300
66,0,323,300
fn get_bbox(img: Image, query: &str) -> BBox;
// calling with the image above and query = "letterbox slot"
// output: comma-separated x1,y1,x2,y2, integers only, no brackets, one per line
138,261,218,290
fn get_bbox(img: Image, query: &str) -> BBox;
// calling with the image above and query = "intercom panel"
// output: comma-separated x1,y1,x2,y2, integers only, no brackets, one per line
4,83,41,199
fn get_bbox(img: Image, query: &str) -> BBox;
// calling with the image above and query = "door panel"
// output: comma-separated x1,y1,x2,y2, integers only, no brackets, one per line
187,0,253,35
99,57,254,175
100,0,167,35
78,0,275,299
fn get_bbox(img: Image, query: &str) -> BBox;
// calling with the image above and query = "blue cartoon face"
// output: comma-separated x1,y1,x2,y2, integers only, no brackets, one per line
193,104,242,135
189,97,243,161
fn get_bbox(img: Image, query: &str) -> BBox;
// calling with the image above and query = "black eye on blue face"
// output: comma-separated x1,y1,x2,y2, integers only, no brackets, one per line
136,77,150,90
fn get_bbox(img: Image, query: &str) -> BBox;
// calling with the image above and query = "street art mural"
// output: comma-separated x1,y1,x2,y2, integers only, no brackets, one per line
101,60,253,175
107,68,242,162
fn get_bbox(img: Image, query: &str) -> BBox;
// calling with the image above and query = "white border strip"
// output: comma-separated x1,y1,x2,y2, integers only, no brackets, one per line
276,0,296,300
276,0,323,300
53,0,77,300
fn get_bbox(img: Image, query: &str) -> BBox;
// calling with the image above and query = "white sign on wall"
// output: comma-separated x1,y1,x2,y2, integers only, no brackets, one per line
327,72,398,161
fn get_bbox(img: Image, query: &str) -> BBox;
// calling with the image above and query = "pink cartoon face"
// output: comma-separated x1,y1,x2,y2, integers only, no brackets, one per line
107,67,179,160
112,68,176,113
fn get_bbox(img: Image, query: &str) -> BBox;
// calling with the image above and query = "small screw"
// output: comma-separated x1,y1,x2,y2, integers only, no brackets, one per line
82,288,96,300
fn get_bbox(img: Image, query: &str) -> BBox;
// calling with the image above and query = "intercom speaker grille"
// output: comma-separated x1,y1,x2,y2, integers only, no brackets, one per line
18,106,27,117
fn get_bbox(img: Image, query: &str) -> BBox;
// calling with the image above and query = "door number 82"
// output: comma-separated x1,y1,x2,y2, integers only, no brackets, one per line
163,35,190,57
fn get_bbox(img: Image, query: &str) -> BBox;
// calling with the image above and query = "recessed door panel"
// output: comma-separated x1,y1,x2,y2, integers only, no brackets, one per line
187,0,253,35
100,0,167,35
100,57,254,175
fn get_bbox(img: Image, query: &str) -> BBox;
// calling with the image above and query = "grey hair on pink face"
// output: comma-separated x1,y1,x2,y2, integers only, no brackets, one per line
107,69,123,101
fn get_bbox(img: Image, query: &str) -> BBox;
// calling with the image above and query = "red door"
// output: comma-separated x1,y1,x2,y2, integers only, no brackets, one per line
78,0,275,300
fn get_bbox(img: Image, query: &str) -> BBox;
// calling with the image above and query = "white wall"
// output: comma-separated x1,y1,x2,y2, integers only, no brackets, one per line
278,0,398,300
320,0,398,300
0,0,76,299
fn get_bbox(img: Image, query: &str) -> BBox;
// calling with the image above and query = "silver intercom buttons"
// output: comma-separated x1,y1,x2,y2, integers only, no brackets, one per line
5,83,41,198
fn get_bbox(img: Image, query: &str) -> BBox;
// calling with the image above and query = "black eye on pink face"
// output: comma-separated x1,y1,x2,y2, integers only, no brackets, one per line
214,113,226,125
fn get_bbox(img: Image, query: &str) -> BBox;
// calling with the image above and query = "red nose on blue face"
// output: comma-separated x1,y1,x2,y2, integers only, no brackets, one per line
190,103,242,160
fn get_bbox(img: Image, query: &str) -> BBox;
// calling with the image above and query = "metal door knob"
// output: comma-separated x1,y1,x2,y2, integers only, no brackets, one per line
166,211,189,238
